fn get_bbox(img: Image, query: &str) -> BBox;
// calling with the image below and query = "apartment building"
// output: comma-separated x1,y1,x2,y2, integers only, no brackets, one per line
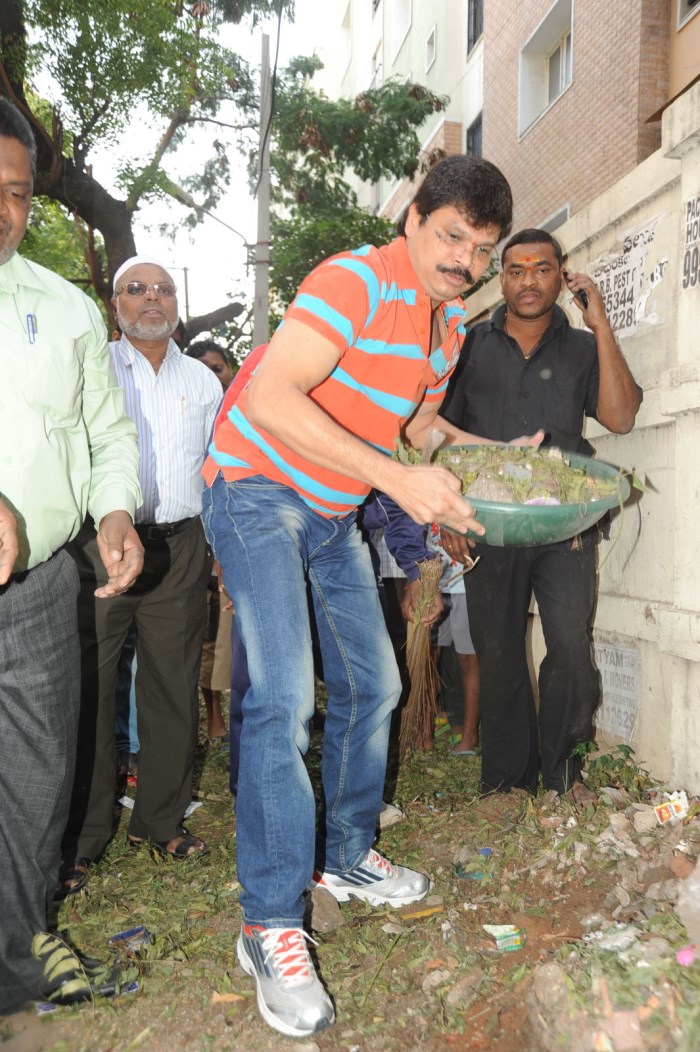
323,0,700,231
326,0,480,217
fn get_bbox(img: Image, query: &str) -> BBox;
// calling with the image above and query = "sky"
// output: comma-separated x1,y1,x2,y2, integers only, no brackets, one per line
125,1,329,324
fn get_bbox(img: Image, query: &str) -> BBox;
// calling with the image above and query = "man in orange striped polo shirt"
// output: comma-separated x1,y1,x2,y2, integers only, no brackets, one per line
201,156,522,1037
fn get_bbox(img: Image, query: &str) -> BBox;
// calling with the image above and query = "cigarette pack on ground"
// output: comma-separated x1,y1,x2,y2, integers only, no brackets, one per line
108,926,153,952
482,924,526,951
654,790,689,825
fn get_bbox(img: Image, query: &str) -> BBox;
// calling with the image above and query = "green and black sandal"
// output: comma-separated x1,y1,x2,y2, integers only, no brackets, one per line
32,932,134,1006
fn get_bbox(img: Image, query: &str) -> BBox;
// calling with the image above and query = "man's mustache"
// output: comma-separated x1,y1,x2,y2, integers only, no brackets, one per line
437,264,475,286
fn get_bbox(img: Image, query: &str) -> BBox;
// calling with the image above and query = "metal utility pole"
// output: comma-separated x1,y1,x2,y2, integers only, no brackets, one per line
252,34,272,348
182,266,190,321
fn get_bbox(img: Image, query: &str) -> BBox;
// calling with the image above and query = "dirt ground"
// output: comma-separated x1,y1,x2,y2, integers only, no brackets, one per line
2,726,699,1052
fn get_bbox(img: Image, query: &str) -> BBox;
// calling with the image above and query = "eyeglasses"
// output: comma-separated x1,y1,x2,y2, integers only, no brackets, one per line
424,213,496,265
115,281,178,298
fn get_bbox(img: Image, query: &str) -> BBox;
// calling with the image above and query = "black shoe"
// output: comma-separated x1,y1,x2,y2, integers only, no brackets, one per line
54,856,91,900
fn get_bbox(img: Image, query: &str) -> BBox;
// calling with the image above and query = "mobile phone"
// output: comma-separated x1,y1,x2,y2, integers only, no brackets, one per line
563,269,588,309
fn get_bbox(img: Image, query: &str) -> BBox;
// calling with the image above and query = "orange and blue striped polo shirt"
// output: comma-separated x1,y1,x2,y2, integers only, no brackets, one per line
203,236,469,516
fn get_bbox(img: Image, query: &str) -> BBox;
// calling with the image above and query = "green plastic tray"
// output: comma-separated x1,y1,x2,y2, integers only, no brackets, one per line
444,447,631,548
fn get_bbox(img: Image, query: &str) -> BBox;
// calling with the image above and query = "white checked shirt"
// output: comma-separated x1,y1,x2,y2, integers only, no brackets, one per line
110,336,222,524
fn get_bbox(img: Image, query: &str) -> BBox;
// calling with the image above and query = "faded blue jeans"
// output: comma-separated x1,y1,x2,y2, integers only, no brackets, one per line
202,474,402,927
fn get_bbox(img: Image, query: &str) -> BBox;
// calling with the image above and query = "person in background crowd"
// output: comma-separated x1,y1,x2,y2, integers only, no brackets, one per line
115,625,140,788
186,339,235,743
187,338,235,390
58,256,221,898
426,524,480,755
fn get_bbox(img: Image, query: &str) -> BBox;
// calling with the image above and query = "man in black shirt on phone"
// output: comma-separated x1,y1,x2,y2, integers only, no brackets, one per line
440,228,641,799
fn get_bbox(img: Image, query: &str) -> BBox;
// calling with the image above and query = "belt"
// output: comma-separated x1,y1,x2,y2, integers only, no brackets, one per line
134,517,196,541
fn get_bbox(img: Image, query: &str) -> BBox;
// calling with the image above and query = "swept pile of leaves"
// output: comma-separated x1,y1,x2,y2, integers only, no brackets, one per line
398,442,620,505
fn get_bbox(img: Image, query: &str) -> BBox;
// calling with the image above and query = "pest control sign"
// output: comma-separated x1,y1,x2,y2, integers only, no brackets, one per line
591,217,665,338
682,193,700,291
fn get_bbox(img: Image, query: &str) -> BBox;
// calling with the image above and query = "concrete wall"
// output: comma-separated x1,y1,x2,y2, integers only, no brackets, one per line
463,80,700,791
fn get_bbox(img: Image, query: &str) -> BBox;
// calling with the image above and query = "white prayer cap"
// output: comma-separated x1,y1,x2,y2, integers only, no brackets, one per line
113,255,174,292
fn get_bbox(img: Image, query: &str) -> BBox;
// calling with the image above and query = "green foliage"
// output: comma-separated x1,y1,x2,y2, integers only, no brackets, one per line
21,197,106,314
574,742,651,796
209,304,254,362
22,0,260,181
265,56,446,317
5,0,447,328
271,56,447,210
270,206,396,312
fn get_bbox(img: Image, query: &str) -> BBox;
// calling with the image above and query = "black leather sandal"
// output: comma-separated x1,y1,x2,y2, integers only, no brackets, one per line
54,856,91,900
127,825,207,859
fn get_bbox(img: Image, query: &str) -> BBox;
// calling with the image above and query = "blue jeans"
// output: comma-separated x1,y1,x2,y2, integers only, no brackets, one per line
202,474,401,927
228,613,247,798
115,624,139,757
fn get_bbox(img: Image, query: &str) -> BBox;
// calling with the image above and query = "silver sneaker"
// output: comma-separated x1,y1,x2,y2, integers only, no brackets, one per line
237,925,335,1037
311,848,430,908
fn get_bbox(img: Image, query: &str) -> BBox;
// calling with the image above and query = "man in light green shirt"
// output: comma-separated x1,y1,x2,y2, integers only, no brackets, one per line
0,98,143,1014
0,245,143,573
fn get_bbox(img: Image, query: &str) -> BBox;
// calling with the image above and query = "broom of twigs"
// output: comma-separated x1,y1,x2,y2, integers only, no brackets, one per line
398,556,444,760
398,545,482,760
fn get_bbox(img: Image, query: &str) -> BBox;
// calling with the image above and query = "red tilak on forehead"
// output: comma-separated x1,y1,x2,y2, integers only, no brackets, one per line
514,255,543,264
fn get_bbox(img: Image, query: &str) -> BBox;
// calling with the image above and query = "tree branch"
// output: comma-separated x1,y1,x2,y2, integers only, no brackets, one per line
181,116,256,131
186,301,245,341
74,98,112,168
126,109,190,211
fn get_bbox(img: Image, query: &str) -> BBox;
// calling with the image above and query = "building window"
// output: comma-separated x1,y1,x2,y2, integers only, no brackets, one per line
467,0,483,55
340,1,352,77
547,30,572,105
466,113,482,157
370,42,383,89
519,0,573,135
425,26,436,73
678,0,700,27
539,204,570,233
389,0,411,61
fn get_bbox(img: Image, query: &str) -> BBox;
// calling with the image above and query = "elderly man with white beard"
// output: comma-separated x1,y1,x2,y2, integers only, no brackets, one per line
58,256,222,896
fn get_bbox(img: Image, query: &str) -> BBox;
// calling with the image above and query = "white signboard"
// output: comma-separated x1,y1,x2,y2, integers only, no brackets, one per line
591,216,664,338
593,642,639,742
682,193,700,291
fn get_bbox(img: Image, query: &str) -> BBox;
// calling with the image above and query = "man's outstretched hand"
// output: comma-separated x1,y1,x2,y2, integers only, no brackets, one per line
385,464,484,535
509,429,546,447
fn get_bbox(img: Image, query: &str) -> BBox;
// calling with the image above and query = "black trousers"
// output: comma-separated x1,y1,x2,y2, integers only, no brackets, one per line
466,532,600,795
0,551,80,1012
62,518,211,860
